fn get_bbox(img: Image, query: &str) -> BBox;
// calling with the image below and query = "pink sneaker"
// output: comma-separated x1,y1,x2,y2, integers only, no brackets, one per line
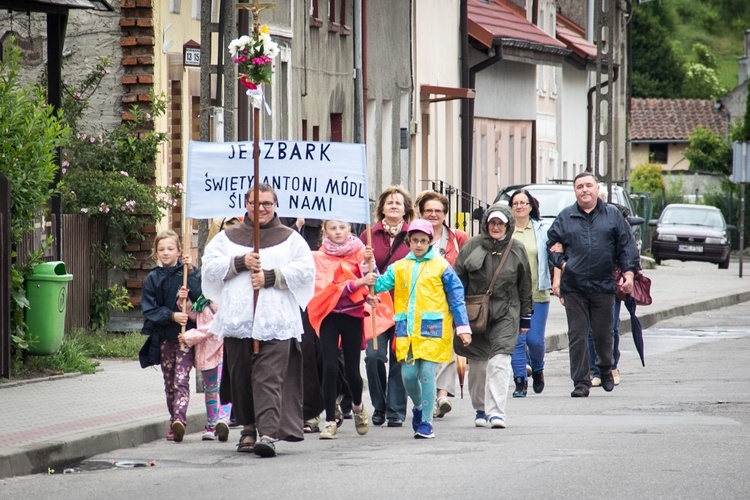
166,428,174,441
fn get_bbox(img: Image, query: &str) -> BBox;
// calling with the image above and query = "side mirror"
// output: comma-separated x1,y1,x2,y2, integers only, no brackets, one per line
726,224,737,232
627,216,645,227
648,219,658,227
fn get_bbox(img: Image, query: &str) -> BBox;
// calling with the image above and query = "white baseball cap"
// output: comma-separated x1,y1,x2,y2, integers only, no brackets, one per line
487,212,508,224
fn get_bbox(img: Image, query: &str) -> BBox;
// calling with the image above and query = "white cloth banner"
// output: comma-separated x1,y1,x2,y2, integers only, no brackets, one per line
186,140,370,224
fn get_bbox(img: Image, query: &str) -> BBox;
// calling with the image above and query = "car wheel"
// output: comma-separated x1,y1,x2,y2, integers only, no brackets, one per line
718,255,730,270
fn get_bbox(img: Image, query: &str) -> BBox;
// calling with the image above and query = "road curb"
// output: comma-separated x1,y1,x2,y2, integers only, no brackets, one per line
0,410,206,480
4,290,750,480
544,291,750,356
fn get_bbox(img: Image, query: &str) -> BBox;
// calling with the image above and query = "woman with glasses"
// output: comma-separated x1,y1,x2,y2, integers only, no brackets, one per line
508,190,552,397
414,190,468,418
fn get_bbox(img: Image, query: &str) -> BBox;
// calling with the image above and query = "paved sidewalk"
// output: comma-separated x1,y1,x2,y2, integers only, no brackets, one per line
1,260,748,479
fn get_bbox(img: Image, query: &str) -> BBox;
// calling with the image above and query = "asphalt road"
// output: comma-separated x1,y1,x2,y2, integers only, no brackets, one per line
2,302,749,499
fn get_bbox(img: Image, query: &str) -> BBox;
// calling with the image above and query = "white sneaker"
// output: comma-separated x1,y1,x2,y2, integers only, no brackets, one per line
319,421,338,439
353,406,370,436
489,416,506,429
474,411,488,427
435,397,452,418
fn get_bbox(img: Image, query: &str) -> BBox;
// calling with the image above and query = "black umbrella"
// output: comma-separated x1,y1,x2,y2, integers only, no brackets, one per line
623,294,645,367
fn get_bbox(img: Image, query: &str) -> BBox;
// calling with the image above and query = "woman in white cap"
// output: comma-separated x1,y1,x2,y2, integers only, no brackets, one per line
453,203,533,429
369,219,472,440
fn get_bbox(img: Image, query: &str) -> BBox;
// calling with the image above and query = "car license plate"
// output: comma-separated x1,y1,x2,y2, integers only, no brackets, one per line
678,244,703,253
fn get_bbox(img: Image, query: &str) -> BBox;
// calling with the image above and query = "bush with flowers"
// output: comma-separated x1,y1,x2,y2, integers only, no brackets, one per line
228,24,280,91
57,59,181,253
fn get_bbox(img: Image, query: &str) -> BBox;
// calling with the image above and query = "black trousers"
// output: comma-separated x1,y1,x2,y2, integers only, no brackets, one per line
563,292,615,389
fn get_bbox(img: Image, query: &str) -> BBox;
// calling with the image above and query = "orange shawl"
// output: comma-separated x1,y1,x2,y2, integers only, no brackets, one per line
307,249,369,334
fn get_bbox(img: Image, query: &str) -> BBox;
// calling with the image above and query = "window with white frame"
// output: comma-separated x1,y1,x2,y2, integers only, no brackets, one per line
170,0,181,14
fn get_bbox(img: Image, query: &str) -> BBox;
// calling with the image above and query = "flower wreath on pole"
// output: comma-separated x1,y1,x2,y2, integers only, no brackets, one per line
228,24,279,112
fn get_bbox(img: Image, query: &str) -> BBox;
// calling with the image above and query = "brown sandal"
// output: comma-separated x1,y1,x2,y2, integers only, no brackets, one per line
236,429,256,453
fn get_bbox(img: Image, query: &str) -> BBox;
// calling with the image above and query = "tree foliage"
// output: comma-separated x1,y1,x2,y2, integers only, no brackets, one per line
682,62,725,99
630,162,666,193
684,126,732,175
0,41,70,355
631,4,685,98
0,43,69,245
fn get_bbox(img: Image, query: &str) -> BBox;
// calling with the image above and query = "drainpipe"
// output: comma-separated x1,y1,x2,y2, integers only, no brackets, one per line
354,0,364,144
460,0,471,204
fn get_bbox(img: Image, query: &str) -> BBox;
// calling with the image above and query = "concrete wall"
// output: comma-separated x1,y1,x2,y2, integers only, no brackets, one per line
559,63,590,180
471,56,536,203
473,117,532,203
0,7,123,134
293,0,354,144
663,170,723,203
473,60,537,120
411,0,462,197
365,0,412,200
631,143,690,171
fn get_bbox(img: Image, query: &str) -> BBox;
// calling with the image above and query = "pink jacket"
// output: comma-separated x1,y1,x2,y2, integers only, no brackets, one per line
181,302,223,371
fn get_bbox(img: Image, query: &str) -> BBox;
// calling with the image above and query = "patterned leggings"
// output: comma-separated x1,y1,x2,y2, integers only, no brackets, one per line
160,340,194,425
202,363,232,428
401,359,437,424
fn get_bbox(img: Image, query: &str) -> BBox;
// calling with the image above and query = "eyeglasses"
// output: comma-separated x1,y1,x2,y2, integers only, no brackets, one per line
488,220,506,227
511,201,529,207
247,201,275,209
423,209,444,215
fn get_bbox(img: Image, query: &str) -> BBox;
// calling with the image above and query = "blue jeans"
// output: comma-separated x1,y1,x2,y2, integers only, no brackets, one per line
589,298,621,377
364,327,407,420
511,301,550,380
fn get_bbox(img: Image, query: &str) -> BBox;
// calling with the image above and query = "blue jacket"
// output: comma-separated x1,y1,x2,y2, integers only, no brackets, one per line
531,219,552,292
141,261,202,342
547,199,640,295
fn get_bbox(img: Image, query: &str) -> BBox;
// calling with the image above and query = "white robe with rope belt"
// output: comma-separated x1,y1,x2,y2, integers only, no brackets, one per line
201,230,315,342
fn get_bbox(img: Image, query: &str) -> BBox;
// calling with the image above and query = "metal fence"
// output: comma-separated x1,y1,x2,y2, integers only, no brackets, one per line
424,180,490,237
1,176,10,378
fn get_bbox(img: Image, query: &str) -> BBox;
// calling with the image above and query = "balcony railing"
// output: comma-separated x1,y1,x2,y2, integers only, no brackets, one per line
423,180,490,237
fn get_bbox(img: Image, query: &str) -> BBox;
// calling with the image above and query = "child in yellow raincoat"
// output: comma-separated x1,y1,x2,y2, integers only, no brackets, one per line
370,219,472,439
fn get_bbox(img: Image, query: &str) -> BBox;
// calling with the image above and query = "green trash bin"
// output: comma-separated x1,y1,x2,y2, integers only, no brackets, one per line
25,261,73,356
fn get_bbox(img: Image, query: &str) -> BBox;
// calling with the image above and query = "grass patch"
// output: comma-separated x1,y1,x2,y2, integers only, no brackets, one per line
76,329,143,359
5,329,142,381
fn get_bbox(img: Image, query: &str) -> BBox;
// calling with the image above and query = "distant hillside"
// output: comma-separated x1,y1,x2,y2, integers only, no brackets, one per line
671,0,749,92
632,0,750,99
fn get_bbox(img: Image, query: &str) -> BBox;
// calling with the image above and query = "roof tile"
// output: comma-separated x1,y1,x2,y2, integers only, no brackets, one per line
630,98,727,141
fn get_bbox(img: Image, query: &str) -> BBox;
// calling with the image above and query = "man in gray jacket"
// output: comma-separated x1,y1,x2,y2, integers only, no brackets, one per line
547,173,640,397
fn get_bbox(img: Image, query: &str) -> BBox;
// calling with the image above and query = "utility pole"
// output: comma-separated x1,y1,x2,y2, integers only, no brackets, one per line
593,0,616,195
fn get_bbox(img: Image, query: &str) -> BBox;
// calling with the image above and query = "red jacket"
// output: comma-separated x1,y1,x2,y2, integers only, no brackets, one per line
442,224,469,266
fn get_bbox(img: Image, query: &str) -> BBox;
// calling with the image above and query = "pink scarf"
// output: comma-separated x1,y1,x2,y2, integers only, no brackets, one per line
322,234,364,257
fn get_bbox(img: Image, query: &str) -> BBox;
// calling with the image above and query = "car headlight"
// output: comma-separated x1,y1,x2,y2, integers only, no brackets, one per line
658,234,677,242
705,236,726,244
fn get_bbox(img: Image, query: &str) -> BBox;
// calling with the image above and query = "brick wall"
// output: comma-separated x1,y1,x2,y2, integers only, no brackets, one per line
120,0,156,304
